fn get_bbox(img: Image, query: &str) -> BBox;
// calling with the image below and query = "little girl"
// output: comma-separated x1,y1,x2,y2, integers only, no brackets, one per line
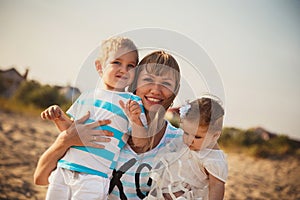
147,96,228,200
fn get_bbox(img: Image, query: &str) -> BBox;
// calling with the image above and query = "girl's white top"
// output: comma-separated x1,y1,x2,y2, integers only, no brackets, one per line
148,143,228,200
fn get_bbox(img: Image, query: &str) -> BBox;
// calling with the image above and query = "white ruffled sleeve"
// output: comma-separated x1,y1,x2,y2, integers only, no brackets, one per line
202,151,228,183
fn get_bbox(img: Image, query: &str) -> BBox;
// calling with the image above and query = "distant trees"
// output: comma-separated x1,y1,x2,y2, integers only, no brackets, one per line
0,74,5,92
219,127,300,158
12,80,70,109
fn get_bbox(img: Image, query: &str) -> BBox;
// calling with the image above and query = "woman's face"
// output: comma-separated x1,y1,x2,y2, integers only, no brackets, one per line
135,68,177,113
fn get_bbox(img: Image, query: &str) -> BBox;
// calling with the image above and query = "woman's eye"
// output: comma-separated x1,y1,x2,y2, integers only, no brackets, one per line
162,82,172,87
112,61,121,65
143,78,153,82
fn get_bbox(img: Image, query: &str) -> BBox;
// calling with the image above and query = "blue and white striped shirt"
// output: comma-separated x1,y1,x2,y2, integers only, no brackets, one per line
108,121,183,199
58,89,146,178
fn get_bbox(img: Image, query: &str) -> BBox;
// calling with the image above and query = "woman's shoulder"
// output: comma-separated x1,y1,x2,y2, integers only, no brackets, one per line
157,121,183,150
165,121,184,137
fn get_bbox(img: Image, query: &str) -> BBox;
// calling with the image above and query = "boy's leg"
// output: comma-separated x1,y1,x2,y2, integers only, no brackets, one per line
71,173,110,200
46,167,71,200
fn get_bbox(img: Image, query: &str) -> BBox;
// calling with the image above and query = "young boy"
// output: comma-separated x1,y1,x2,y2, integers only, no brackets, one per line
41,37,148,199
147,96,228,200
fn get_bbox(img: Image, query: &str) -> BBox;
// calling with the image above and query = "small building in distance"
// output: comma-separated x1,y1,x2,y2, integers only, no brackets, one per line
0,67,29,98
57,85,81,102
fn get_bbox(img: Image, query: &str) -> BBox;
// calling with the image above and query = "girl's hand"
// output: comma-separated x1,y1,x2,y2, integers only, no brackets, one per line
119,100,142,124
41,105,64,121
63,111,113,149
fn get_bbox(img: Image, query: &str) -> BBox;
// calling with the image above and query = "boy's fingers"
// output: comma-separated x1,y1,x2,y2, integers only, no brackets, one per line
40,112,46,120
42,111,51,120
119,100,125,109
54,109,62,119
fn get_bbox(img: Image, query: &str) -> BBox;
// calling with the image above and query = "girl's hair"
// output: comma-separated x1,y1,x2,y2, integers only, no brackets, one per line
185,97,224,132
98,36,139,65
128,50,181,97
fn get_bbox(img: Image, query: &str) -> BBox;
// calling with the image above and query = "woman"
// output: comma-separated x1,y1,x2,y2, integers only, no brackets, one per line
34,51,183,199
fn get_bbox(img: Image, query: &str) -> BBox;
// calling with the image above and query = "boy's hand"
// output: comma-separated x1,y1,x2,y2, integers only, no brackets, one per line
41,105,65,121
119,100,141,124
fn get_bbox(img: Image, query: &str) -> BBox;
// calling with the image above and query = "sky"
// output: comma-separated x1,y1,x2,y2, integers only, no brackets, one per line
1,0,300,140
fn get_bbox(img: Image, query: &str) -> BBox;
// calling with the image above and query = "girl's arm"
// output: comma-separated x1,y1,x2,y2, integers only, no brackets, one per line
34,112,113,185
208,173,225,200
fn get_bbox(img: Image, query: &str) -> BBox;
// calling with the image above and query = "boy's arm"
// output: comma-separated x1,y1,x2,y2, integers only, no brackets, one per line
41,105,73,131
208,173,225,200
119,100,149,149
130,116,149,149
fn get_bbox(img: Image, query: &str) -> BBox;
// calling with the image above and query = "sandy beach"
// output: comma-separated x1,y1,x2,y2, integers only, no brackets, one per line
0,110,299,200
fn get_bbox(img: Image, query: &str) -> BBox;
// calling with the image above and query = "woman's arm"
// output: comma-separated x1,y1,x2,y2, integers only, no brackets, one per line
208,173,225,200
33,130,70,185
33,112,113,185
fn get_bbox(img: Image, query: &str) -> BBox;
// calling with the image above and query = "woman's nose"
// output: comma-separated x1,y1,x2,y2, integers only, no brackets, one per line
149,87,161,96
151,83,163,92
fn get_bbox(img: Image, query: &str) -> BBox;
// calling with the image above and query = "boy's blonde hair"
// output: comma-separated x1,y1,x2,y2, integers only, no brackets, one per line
98,36,139,65
185,97,224,132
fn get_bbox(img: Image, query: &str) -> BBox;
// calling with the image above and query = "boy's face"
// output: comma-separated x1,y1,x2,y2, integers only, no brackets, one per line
97,49,138,92
181,119,215,151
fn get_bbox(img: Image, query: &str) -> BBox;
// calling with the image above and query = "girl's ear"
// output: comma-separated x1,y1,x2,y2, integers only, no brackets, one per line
212,131,221,142
95,60,103,75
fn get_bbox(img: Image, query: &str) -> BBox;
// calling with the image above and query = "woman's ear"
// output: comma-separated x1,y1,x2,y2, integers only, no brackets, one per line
95,60,103,75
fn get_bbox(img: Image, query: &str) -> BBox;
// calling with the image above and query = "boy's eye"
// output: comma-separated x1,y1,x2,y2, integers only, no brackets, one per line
128,64,135,69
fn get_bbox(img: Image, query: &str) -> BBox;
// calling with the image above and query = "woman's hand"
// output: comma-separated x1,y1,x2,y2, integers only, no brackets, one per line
34,112,113,185
63,111,113,148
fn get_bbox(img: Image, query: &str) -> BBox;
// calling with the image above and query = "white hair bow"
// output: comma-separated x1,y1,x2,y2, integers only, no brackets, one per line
179,103,191,119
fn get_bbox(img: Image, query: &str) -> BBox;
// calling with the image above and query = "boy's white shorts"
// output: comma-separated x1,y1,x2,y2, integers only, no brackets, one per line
46,167,109,200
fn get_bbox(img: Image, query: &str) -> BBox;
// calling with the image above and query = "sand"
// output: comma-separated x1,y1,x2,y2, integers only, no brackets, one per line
0,110,299,200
